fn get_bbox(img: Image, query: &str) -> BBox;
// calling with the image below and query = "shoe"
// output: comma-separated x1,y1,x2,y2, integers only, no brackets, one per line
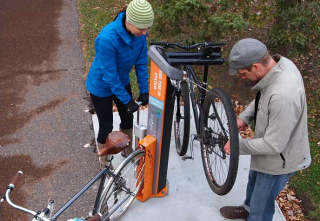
220,206,249,220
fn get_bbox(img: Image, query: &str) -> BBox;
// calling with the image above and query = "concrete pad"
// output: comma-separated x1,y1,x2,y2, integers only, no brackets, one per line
92,109,286,221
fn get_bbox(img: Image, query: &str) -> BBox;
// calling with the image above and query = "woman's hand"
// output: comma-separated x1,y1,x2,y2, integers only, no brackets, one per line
138,93,149,106
125,100,139,114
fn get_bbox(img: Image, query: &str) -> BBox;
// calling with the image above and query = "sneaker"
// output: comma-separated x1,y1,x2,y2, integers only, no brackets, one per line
220,206,249,220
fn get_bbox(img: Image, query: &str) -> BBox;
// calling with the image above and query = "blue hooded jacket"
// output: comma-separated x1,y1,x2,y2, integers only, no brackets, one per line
86,12,149,104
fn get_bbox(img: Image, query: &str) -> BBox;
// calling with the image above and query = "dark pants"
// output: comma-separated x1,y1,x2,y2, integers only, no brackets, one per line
90,84,134,144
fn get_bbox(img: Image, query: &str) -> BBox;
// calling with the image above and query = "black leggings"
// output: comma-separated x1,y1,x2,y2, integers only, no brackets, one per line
90,84,134,144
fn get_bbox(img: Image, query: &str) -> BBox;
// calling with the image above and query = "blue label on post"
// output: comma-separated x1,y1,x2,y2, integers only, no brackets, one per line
149,96,164,110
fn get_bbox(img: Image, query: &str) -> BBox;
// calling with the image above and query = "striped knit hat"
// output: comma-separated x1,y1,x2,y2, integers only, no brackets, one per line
126,0,154,29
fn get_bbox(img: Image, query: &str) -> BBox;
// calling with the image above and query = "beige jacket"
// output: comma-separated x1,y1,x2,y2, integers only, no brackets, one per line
239,55,311,175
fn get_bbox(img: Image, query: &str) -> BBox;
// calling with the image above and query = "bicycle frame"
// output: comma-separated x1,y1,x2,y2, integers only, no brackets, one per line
184,64,209,135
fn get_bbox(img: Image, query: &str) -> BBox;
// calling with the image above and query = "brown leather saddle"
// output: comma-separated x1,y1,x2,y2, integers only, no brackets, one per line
97,131,130,156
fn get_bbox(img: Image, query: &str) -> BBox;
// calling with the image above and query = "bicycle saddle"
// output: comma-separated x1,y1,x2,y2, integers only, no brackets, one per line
97,131,130,156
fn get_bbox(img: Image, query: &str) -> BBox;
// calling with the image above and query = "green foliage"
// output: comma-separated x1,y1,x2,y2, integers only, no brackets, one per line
152,0,248,42
152,0,209,40
78,0,127,62
207,13,248,40
268,1,320,56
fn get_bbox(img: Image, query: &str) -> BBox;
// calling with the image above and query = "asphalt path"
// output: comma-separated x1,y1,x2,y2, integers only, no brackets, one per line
0,0,98,220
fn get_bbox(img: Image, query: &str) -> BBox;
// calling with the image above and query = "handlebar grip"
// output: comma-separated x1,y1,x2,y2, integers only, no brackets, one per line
10,171,23,187
150,41,168,46
87,213,102,221
206,42,225,46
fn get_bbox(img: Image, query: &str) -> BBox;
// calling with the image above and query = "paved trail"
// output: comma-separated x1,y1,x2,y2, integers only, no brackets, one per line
0,0,98,220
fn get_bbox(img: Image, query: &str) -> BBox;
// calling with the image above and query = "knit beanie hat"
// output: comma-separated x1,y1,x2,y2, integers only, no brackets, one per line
126,0,154,29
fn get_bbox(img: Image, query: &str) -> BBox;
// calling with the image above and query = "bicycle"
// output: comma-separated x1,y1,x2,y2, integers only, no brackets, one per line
0,131,145,221
149,41,239,195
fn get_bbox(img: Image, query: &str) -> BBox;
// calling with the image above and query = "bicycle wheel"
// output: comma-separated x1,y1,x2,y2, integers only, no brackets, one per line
200,88,239,195
174,80,190,156
96,149,145,220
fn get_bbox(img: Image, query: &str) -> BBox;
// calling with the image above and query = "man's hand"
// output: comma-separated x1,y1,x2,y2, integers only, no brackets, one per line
125,100,139,114
237,119,247,131
224,140,231,155
224,119,246,155
138,93,149,106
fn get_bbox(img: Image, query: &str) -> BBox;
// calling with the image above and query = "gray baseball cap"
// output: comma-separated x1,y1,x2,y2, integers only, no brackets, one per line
228,38,267,76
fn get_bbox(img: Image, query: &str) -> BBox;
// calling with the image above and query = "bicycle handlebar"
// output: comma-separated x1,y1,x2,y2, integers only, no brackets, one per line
2,172,103,221
150,41,225,49
9,171,23,188
5,188,38,217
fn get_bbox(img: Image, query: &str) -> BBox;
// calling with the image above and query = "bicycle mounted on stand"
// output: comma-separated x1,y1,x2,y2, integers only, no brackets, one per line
149,41,239,195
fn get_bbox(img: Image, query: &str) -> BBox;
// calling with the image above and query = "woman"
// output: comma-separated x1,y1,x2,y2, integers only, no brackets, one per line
86,0,154,168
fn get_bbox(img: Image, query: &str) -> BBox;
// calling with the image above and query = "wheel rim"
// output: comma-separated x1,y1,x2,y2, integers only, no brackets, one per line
174,99,185,151
98,153,145,220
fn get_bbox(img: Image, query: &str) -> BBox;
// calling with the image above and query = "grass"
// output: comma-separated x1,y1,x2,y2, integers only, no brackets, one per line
78,1,320,219
290,89,320,220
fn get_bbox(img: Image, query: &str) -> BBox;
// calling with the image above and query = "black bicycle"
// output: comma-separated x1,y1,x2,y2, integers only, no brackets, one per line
150,41,239,195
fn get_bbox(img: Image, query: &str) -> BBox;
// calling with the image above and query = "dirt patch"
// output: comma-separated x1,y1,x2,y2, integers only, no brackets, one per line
0,155,69,221
0,0,64,145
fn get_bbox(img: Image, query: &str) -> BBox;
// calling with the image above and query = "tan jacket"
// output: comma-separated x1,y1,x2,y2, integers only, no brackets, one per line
239,55,311,175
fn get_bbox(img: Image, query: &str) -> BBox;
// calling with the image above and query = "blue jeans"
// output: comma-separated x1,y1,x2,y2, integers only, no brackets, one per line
243,170,295,221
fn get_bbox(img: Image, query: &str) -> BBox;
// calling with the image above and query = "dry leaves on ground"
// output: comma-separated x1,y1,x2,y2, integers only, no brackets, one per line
277,184,305,221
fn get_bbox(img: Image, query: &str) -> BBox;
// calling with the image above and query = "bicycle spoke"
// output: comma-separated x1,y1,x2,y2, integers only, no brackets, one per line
205,143,229,187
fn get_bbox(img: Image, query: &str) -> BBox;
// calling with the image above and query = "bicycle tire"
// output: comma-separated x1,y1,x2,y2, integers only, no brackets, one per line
200,88,239,195
174,80,190,156
96,149,145,221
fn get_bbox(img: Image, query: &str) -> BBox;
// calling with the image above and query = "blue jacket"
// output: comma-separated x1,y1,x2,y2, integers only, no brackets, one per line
86,12,149,104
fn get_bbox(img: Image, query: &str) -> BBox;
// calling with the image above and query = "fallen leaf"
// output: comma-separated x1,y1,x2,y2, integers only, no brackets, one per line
287,210,294,216
287,193,296,201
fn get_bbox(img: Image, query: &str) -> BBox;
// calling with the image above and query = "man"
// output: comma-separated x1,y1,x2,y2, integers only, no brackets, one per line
221,38,311,221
